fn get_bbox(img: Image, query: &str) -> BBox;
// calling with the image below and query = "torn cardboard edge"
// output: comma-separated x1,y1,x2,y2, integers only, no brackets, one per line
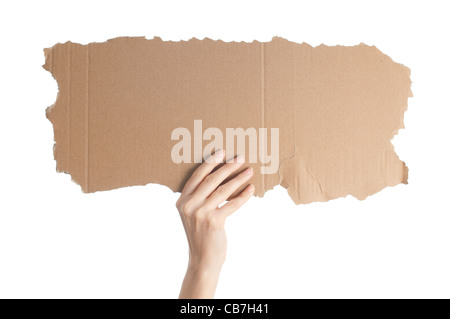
44,36,412,204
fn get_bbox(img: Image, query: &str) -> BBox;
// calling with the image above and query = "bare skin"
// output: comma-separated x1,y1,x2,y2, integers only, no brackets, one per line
177,150,254,299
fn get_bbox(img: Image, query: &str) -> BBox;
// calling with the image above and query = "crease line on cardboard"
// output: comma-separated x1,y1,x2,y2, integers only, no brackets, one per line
260,42,266,192
68,43,71,175
85,45,90,192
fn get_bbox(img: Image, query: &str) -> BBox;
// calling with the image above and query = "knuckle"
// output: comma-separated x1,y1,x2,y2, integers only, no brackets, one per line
205,213,214,223
195,206,207,217
194,212,205,223
204,174,217,185
208,215,224,229
175,198,183,211
192,169,203,180
215,185,227,194
182,199,195,215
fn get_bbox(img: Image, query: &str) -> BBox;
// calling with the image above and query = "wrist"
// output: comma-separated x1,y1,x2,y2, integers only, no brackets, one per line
187,260,223,278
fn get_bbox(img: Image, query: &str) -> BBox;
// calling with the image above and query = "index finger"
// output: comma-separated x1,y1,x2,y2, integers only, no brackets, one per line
181,150,225,195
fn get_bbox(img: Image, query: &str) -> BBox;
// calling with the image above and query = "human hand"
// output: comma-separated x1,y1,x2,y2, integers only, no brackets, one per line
177,150,255,299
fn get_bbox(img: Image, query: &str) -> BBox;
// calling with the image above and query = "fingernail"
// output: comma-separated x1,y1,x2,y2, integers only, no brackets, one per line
243,167,253,175
206,150,224,163
214,150,224,162
247,184,255,193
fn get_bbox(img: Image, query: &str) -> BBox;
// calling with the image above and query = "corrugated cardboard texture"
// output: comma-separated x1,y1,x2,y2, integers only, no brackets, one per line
44,37,412,204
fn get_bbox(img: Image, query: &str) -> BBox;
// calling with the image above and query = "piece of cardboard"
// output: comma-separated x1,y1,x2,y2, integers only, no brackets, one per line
44,37,412,204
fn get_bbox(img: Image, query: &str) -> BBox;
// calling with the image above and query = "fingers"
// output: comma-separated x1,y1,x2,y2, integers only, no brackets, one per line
217,184,255,217
181,150,225,195
192,155,245,200
206,167,254,208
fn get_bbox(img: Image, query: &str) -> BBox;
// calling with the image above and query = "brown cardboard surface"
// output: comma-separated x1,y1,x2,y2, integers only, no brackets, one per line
44,37,412,204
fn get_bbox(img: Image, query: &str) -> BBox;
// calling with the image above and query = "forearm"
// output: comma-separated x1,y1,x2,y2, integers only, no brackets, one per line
179,263,222,299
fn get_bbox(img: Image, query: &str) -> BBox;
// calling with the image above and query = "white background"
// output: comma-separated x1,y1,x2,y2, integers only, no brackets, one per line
1,0,449,299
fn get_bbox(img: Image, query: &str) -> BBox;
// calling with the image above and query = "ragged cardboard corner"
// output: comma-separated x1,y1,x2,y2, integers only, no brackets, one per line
44,37,412,204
